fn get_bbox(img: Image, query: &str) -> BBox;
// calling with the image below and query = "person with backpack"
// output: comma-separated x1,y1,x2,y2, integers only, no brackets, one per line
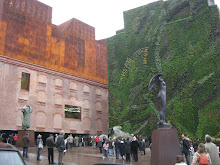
191,143,212,165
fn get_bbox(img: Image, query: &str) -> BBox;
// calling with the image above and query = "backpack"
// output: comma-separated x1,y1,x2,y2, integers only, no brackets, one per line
198,153,209,165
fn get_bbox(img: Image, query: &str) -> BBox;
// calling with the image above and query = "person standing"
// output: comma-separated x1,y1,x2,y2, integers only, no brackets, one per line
55,134,58,143
119,138,125,160
193,138,200,152
22,133,30,157
13,134,18,146
82,136,85,147
108,137,113,156
97,139,103,153
191,143,212,165
131,137,139,162
36,134,43,161
114,138,120,159
103,140,109,158
139,139,144,155
92,136,96,149
46,134,56,164
56,130,65,165
75,136,79,147
79,136,82,147
205,134,220,165
142,139,146,155
125,137,131,162
9,134,14,144
182,134,191,165
96,135,99,146
67,134,74,149
148,135,152,146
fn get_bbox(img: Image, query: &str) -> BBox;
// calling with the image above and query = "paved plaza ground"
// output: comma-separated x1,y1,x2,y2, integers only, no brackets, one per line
18,146,151,165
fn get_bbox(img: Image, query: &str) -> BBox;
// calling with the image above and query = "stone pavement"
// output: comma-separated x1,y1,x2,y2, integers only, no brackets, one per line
18,146,151,165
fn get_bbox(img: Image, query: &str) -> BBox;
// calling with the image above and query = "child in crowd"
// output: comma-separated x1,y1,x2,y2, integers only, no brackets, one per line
175,155,187,165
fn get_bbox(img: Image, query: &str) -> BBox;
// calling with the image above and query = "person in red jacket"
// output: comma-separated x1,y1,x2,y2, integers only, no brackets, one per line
96,135,99,146
13,134,18,146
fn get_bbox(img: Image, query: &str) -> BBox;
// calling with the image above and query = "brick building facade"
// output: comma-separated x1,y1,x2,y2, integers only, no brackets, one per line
0,0,108,135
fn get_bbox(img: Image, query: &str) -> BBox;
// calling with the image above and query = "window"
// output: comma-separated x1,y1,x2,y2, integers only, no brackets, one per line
21,72,30,91
64,105,81,119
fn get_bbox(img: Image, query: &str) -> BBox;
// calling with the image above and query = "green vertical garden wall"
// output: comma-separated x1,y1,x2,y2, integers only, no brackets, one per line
106,0,220,140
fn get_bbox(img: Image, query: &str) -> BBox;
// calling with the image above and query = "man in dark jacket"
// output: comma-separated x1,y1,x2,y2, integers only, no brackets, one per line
125,137,131,162
182,134,190,165
22,133,30,157
114,138,120,159
108,137,113,156
131,137,139,162
46,134,56,164
56,130,65,165
9,134,14,144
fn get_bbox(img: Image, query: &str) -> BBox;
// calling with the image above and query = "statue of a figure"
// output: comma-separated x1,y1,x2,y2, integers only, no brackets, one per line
21,105,32,130
149,74,170,128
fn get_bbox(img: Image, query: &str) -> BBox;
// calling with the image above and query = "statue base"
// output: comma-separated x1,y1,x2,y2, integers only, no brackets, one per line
150,128,181,165
17,130,35,147
158,122,170,129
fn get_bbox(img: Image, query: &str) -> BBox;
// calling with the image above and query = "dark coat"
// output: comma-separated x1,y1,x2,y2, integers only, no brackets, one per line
109,140,113,149
139,141,144,151
182,138,190,154
114,140,120,149
56,135,65,152
131,140,139,153
125,140,131,154
119,141,125,155
46,137,56,148
22,135,29,147
97,140,103,148
193,141,199,152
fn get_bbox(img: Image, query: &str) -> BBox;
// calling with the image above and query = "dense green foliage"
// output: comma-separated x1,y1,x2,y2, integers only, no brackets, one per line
106,0,220,140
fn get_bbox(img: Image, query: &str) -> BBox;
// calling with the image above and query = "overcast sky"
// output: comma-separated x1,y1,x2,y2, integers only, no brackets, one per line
38,0,220,40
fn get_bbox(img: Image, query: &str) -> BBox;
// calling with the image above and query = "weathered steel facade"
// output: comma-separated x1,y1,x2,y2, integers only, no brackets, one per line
0,0,108,135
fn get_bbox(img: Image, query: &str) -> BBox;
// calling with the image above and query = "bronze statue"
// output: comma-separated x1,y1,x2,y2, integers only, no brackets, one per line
21,105,32,130
149,74,170,128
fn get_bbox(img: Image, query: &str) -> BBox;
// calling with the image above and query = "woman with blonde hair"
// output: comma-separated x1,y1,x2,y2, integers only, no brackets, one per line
191,143,212,165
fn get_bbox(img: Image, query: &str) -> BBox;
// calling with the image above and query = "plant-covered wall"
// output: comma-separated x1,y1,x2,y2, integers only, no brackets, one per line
106,0,220,140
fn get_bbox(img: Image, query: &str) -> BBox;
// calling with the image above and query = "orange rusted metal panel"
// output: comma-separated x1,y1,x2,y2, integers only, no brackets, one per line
0,0,107,84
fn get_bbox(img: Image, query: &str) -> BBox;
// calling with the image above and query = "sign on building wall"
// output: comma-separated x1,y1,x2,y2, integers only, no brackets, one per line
64,105,81,119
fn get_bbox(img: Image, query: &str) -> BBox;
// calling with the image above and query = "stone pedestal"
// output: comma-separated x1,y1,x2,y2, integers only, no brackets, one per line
150,128,181,165
17,130,35,147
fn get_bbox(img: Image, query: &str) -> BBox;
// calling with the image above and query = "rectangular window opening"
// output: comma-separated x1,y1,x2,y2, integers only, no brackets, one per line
21,72,30,91
64,105,81,119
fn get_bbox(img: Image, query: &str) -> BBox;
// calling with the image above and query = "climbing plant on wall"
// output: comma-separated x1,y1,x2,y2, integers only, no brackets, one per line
107,0,220,140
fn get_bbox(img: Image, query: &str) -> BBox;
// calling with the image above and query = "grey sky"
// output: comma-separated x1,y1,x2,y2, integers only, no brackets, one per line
38,0,220,40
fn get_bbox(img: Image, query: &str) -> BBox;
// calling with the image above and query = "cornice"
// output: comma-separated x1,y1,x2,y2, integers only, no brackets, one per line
0,55,108,89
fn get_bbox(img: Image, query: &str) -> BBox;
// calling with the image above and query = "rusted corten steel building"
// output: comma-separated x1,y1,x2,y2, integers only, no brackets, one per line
0,0,108,135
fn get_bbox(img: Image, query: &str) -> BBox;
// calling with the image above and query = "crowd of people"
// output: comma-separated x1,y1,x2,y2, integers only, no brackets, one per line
1,131,219,165
176,134,220,165
0,133,18,145
19,132,150,164
92,135,149,162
